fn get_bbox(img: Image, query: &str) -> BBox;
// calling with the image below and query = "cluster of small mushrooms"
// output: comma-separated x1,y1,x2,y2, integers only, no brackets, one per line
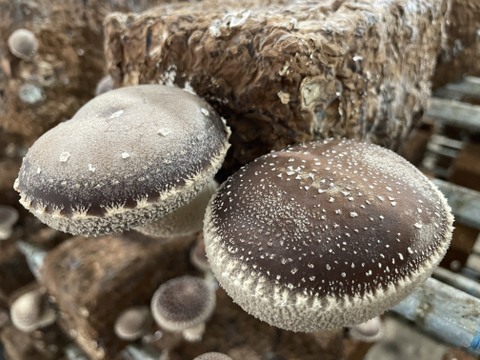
11,83,454,357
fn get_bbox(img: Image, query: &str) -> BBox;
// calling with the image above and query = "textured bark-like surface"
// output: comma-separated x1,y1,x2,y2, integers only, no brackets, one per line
432,0,480,87
40,232,193,360
0,0,176,148
105,0,449,174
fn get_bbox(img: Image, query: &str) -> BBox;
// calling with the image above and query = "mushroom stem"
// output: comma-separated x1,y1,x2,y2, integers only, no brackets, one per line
16,240,46,280
348,316,383,342
182,322,206,342
392,277,480,355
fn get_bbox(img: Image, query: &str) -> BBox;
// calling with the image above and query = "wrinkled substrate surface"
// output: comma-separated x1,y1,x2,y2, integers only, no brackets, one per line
432,0,480,88
0,0,177,148
105,0,449,175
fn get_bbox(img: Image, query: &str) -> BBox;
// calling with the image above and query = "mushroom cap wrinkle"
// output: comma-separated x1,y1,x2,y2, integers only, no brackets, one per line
15,85,230,236
204,138,454,332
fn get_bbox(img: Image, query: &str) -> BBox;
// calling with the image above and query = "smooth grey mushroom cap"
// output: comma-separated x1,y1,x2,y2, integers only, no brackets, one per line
194,352,233,360
150,276,215,332
349,316,383,341
15,85,230,236
7,28,38,61
204,138,454,332
95,75,114,96
0,205,19,240
135,180,218,238
114,306,152,341
10,288,56,332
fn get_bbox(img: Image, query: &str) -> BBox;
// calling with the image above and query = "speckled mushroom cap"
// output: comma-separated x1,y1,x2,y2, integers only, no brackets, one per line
194,352,233,360
150,275,215,332
14,85,230,236
204,138,453,332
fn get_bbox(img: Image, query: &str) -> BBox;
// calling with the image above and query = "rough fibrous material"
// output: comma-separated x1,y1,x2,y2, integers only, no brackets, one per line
204,139,454,332
105,0,449,173
14,85,230,236
432,0,480,87
40,232,193,360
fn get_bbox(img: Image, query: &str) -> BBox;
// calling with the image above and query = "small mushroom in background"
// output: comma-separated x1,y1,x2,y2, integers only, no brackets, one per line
7,28,38,61
64,343,89,360
189,232,218,290
204,138,454,332
190,232,210,273
348,316,383,342
114,305,152,341
134,179,218,238
14,84,230,237
10,287,56,332
0,205,19,240
150,275,216,342
194,352,233,360
123,343,167,360
94,74,114,96
15,240,47,280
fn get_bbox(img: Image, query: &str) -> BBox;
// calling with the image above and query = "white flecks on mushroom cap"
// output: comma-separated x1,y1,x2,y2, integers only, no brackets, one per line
10,288,56,332
0,205,19,240
14,85,230,236
114,306,152,341
150,276,215,336
7,28,38,61
204,138,454,332
134,180,218,238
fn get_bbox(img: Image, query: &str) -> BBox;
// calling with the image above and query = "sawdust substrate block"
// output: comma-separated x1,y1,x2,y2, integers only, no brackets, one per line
105,0,449,175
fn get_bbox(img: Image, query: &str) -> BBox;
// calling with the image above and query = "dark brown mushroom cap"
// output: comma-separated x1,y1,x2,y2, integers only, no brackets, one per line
14,85,230,236
194,352,233,360
7,28,38,61
150,276,215,332
204,138,453,332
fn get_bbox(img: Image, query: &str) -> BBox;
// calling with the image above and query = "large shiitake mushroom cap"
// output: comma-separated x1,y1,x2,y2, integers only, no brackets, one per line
204,138,453,332
15,85,230,236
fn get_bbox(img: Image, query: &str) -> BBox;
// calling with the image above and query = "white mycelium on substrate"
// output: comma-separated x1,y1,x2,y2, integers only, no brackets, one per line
14,85,230,236
204,138,454,332
150,276,216,342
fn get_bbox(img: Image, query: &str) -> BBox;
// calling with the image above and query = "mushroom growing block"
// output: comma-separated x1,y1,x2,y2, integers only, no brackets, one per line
14,85,230,236
40,232,193,360
105,0,449,173
204,138,454,332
